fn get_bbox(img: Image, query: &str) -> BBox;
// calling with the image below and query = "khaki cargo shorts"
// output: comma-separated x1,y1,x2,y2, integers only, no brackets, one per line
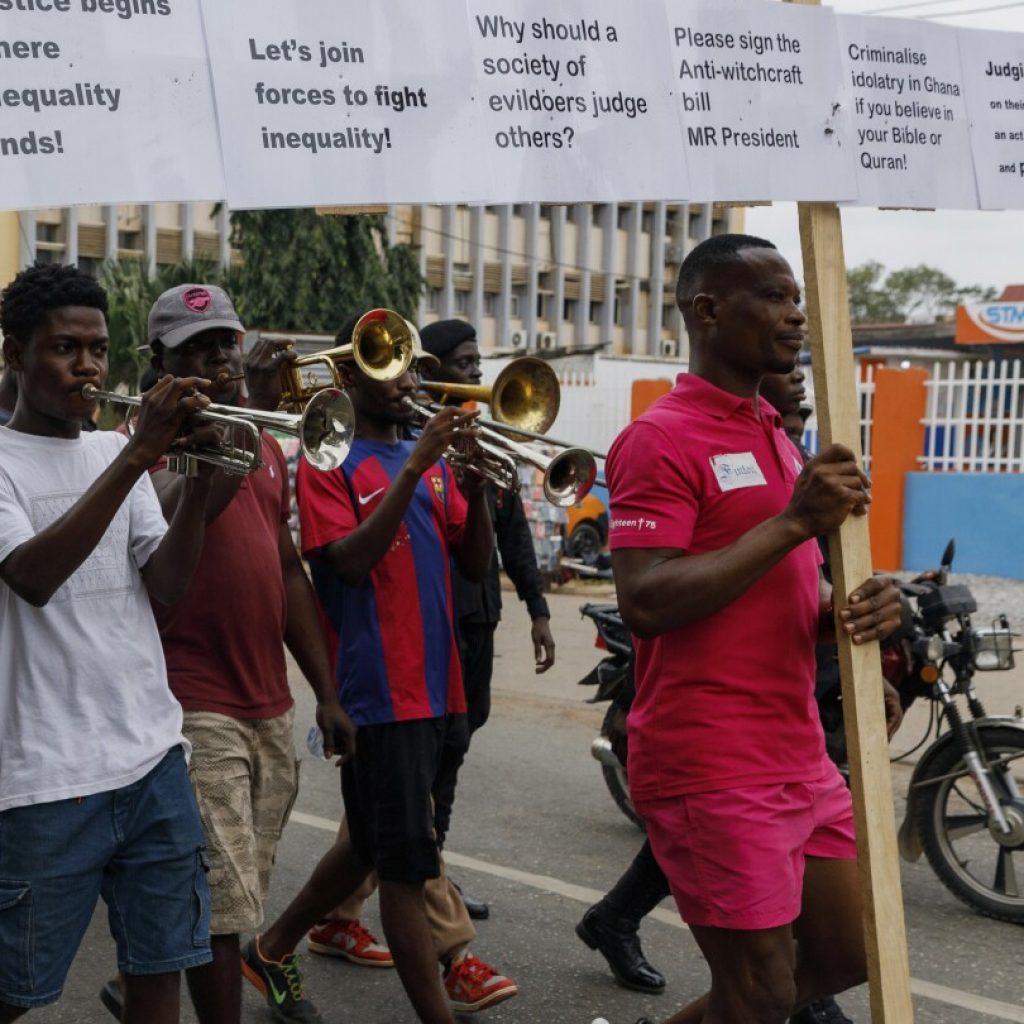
184,708,300,934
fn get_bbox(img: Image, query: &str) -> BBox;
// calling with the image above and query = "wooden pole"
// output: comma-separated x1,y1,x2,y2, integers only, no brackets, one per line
783,4,915,1021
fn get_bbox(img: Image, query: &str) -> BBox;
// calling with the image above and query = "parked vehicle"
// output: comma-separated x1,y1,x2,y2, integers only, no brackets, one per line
580,541,1024,922
566,474,608,565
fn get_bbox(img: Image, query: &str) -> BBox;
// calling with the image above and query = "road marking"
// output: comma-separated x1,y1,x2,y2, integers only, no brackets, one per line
289,810,1024,1022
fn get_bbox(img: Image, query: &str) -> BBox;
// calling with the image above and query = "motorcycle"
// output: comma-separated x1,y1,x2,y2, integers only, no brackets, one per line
578,600,644,831
580,540,1024,923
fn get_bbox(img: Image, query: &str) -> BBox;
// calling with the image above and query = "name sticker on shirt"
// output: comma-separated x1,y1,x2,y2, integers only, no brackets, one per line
710,452,767,492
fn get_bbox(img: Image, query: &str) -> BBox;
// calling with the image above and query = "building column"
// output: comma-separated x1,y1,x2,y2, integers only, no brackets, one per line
415,205,429,325
647,202,667,357
574,203,591,349
671,203,688,350
104,205,119,261
440,205,455,319
62,208,79,267
496,205,512,346
623,203,641,354
550,205,566,346
217,204,231,271
525,204,540,350
600,203,617,349
143,205,157,275
470,206,485,333
0,213,20,287
180,204,195,262
18,212,36,267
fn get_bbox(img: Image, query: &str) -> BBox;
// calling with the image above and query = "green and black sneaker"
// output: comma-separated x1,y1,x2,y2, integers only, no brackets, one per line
241,936,323,1023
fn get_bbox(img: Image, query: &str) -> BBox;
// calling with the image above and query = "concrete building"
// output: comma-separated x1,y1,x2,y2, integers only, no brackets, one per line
0,201,740,360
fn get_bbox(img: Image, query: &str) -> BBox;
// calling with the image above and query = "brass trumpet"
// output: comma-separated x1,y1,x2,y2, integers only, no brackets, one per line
279,308,415,413
403,398,596,507
420,356,560,435
82,383,262,476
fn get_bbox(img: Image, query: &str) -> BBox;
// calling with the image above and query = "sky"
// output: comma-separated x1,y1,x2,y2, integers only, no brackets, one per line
745,0,1024,292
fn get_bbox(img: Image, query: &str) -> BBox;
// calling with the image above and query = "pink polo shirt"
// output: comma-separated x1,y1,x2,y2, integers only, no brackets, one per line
606,374,825,801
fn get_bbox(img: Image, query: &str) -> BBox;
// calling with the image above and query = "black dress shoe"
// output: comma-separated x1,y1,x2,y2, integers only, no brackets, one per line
575,906,666,994
99,977,123,1021
452,880,490,920
790,996,854,1024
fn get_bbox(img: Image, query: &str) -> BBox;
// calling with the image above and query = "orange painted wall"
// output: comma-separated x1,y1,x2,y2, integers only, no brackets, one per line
630,379,672,421
869,368,929,571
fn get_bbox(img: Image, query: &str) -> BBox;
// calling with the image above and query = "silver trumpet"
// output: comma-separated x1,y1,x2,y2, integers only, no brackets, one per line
403,398,597,507
82,384,355,474
82,383,261,476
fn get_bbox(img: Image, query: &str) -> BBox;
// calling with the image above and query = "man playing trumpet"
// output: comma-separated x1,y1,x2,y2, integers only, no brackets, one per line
243,317,519,1023
97,283,355,1024
0,263,218,1023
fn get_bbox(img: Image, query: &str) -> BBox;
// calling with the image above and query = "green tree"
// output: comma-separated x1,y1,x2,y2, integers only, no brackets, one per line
847,261,997,324
847,260,900,323
226,210,422,332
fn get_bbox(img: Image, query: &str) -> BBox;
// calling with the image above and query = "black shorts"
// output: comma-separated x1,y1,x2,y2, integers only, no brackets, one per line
341,714,469,883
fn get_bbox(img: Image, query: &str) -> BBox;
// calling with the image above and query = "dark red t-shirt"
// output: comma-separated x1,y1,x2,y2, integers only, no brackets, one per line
607,374,825,801
152,433,293,719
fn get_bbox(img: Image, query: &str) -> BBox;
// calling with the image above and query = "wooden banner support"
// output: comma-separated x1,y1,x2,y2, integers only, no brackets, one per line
786,4,915,1022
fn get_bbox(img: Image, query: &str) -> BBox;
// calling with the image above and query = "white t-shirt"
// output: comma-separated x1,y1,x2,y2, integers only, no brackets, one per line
0,427,186,811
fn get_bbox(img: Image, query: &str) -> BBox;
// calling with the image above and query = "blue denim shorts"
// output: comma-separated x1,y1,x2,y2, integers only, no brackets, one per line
0,746,212,1009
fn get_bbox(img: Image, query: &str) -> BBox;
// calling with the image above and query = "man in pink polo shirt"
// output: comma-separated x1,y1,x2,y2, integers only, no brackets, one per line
606,234,902,1024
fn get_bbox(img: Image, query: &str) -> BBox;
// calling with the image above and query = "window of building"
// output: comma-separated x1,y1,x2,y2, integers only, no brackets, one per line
509,288,524,319
613,296,623,326
591,205,605,228
78,257,102,278
484,293,498,318
589,301,602,324
563,298,577,322
617,207,632,231
454,290,469,315
36,222,61,244
118,230,142,251
425,287,442,312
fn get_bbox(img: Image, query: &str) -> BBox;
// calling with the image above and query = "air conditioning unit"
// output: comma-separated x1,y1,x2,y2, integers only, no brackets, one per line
509,329,528,349
660,338,680,358
664,241,685,264
537,331,557,351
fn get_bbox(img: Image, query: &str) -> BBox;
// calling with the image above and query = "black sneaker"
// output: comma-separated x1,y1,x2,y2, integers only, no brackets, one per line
790,996,854,1024
241,937,323,1023
99,978,123,1021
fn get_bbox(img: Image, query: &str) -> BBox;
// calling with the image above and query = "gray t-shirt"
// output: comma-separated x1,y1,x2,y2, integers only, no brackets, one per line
0,427,186,811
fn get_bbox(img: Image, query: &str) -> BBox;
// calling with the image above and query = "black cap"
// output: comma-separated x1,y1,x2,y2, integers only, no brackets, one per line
419,319,476,360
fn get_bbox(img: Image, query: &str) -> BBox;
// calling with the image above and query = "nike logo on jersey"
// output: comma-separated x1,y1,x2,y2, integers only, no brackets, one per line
358,487,385,505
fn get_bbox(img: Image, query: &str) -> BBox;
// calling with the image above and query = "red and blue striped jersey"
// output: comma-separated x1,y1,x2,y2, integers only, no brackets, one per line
297,439,467,725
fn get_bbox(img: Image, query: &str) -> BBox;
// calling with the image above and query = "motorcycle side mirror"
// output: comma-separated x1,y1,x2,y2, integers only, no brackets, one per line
940,537,956,581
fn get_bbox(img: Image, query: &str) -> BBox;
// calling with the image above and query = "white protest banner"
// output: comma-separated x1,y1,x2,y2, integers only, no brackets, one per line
466,0,689,202
663,0,856,202
0,0,223,209
837,16,977,210
200,0,484,209
957,27,1024,210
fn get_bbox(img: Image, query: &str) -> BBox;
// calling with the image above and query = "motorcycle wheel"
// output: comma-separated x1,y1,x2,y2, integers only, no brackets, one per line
600,704,646,832
915,724,1024,923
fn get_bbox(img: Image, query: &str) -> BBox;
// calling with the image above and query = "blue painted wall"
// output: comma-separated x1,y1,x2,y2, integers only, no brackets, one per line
903,473,1024,579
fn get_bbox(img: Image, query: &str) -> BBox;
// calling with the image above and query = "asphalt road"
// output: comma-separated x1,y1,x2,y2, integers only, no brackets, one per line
30,584,1024,1024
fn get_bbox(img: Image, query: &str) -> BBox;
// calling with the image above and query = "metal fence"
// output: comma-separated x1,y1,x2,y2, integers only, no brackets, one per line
800,366,877,472
920,359,1024,473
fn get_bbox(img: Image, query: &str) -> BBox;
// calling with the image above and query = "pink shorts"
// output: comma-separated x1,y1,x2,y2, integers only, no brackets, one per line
637,763,856,931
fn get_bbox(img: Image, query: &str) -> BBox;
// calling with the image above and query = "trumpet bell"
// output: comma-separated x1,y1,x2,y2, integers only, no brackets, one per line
491,357,560,434
543,447,597,507
299,388,355,471
350,309,415,381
